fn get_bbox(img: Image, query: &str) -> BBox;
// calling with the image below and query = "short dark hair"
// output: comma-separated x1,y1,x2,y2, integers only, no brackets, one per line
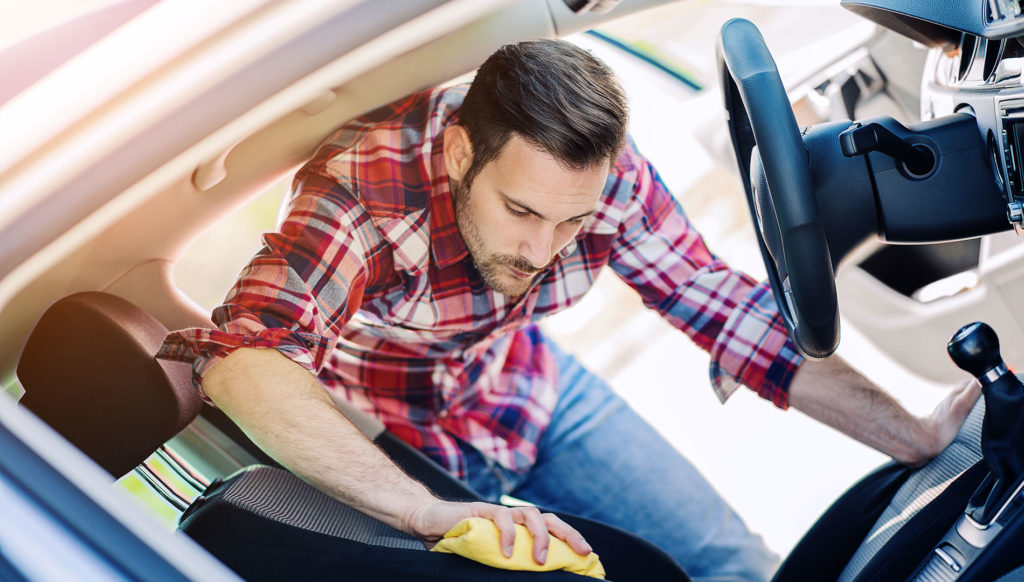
458,39,628,187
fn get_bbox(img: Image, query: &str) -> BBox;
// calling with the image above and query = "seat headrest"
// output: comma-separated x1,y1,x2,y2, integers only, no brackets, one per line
17,292,203,478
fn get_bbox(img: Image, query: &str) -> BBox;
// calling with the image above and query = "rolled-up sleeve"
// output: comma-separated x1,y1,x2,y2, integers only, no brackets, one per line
157,175,388,401
607,144,803,408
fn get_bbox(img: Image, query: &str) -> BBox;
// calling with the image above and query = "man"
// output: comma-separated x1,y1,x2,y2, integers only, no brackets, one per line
160,40,979,580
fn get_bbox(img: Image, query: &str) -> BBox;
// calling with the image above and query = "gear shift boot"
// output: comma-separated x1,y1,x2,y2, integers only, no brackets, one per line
947,322,1024,524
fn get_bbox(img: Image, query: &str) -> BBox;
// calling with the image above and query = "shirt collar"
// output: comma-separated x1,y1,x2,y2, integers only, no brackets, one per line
422,100,471,270
429,175,471,269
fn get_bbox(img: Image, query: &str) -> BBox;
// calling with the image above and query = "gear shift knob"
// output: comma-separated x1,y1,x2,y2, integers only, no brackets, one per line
948,322,1007,383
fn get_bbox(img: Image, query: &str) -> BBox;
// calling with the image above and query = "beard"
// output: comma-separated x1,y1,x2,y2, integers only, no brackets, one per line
451,179,545,297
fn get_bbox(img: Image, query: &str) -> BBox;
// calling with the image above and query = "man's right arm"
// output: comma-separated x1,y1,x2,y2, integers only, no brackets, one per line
202,346,591,564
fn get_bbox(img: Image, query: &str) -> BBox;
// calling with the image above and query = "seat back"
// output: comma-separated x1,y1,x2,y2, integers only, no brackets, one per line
17,291,203,478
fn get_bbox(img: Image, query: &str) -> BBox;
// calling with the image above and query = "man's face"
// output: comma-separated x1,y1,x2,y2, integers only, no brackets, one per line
447,131,607,297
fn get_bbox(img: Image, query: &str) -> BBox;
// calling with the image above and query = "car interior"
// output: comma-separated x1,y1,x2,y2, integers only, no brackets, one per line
5,0,1024,580
717,3,1024,577
15,290,687,580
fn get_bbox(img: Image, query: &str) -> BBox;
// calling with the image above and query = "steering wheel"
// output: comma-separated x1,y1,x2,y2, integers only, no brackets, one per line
716,18,839,359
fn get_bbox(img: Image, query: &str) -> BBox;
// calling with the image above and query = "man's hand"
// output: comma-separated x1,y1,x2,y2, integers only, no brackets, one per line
405,500,592,564
915,377,981,466
788,356,982,467
203,348,594,566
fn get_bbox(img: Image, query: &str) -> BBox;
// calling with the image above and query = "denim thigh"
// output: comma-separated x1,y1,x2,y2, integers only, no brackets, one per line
459,343,778,582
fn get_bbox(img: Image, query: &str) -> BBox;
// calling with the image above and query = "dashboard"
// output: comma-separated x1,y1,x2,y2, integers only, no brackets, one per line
925,31,1024,233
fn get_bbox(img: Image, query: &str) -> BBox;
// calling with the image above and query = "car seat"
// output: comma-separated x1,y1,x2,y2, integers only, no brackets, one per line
775,396,1024,581
16,292,688,581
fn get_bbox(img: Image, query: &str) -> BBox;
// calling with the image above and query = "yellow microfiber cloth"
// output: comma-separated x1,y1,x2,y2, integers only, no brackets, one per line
430,517,606,579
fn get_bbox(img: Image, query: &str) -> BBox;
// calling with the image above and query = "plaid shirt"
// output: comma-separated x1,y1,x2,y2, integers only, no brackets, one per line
159,86,803,478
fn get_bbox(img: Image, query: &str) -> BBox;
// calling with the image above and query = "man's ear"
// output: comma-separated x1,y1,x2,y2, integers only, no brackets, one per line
443,125,473,182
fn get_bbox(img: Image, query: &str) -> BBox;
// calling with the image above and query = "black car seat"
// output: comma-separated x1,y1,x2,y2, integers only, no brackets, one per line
776,395,1024,581
773,400,986,581
16,292,688,581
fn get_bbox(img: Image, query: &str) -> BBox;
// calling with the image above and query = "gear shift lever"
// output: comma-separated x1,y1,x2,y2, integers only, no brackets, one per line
948,322,1024,523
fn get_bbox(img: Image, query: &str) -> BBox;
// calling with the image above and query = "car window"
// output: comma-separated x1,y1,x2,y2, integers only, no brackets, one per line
174,183,287,311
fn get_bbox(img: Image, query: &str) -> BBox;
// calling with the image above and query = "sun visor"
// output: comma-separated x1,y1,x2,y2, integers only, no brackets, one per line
842,0,1024,47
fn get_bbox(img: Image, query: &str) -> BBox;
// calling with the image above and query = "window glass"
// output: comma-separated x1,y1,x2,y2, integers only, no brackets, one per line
174,182,288,311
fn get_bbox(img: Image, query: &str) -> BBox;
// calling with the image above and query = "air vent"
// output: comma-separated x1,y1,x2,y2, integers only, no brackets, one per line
999,99,1024,198
984,39,1006,81
1004,36,1024,59
958,34,978,81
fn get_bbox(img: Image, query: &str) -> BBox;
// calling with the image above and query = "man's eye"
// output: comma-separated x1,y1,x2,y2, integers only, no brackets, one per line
505,204,529,217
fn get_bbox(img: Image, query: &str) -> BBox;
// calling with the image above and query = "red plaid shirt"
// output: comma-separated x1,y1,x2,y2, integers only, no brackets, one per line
159,86,802,478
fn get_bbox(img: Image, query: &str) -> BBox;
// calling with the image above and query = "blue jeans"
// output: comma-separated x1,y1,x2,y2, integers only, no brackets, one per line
459,344,778,582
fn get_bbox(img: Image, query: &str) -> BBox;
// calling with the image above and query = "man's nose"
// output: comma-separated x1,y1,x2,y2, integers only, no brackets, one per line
518,223,555,269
